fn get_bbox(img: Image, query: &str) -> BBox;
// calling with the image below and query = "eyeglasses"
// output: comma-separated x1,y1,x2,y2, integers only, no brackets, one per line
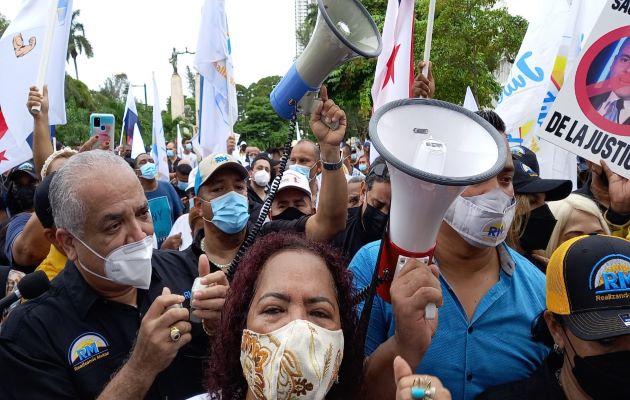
367,163,389,179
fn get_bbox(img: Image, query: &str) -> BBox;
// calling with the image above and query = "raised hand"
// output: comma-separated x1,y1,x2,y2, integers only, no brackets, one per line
27,85,49,118
309,85,347,151
601,160,630,214
412,61,435,99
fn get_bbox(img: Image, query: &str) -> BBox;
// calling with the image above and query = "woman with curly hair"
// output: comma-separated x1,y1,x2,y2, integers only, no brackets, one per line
205,232,364,400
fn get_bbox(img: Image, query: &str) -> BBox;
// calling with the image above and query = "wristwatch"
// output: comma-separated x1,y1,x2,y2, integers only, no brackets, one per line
322,158,343,171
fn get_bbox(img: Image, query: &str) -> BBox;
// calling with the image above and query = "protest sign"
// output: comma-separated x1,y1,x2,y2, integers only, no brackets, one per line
541,1,630,178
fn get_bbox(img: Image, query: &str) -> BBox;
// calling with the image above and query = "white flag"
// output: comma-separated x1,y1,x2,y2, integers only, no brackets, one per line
194,0,238,157
151,73,169,182
0,0,72,173
463,86,479,112
176,124,183,159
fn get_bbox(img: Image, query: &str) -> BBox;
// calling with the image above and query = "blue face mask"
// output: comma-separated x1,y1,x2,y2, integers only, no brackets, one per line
177,180,188,191
200,191,249,234
288,163,314,182
166,149,175,158
185,143,192,151
139,162,157,180
351,153,358,161
358,164,367,172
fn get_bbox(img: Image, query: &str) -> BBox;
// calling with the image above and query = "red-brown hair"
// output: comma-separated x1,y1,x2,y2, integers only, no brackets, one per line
206,232,363,399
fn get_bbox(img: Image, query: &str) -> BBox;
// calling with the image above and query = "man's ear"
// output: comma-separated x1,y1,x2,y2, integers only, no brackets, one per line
360,181,367,199
56,228,78,261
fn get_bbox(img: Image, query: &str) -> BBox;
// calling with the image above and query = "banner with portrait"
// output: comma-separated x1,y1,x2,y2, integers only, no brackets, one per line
541,0,630,179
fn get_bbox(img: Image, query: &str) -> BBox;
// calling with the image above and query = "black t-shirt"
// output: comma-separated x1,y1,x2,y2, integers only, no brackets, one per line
476,353,565,400
332,206,381,261
0,250,207,400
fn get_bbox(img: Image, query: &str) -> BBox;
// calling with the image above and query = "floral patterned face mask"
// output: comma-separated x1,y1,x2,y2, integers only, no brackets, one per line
240,319,344,400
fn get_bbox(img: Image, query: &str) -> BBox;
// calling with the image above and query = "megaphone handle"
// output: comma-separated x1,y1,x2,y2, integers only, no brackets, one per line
397,254,437,320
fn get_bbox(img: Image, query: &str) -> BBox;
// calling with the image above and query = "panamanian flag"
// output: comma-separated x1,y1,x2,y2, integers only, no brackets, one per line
0,0,72,173
122,86,142,146
371,0,415,111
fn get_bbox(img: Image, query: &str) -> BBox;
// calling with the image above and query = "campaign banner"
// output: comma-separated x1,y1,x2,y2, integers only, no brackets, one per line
541,1,630,179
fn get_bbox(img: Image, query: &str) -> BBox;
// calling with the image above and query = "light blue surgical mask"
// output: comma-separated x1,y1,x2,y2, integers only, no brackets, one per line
185,143,193,151
358,164,367,172
166,149,175,158
139,162,157,180
200,191,249,234
351,153,358,161
288,163,315,182
177,180,188,191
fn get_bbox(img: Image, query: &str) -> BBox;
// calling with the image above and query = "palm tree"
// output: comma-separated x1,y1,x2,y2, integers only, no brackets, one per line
66,10,93,80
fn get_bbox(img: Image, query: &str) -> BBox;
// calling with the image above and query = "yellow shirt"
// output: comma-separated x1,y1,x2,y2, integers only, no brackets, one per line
35,245,67,281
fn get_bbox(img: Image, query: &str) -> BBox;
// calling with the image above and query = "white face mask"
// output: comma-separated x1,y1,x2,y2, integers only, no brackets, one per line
240,319,344,400
443,186,516,248
74,235,153,289
253,170,270,187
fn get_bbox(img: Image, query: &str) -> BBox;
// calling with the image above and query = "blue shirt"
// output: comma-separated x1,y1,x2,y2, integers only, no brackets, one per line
145,181,183,248
5,212,32,269
350,241,549,400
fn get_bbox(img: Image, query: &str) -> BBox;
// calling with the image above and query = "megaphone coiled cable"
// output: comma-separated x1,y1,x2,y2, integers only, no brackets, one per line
224,107,298,281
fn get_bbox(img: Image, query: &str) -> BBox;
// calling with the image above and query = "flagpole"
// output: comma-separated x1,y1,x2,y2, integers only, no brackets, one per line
422,0,436,78
31,0,57,114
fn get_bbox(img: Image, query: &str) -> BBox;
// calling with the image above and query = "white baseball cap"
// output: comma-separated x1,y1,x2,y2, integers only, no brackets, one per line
277,170,312,200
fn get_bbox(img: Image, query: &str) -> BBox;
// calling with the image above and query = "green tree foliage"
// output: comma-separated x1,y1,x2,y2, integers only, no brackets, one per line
99,73,129,101
234,76,291,149
0,13,9,38
297,0,526,138
67,10,94,80
185,66,196,97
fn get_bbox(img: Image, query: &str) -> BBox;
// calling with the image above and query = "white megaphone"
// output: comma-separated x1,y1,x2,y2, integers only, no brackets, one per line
270,0,382,120
369,99,507,304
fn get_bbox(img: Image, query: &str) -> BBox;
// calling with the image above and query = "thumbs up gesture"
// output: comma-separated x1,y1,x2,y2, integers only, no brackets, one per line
394,356,451,400
191,254,229,335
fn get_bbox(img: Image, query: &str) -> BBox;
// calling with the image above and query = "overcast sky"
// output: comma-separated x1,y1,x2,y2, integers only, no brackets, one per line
2,0,540,108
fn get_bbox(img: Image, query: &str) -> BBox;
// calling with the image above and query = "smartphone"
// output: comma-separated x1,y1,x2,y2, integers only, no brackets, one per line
89,113,115,151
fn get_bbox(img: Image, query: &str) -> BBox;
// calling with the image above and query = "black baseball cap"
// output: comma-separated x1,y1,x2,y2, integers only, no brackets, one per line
547,234,630,340
34,172,55,229
511,145,539,174
8,161,38,182
512,160,572,202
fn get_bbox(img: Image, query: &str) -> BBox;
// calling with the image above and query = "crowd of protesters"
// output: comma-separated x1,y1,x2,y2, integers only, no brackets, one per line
0,62,628,400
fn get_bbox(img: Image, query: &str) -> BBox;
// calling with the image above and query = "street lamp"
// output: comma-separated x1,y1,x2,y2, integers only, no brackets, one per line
130,83,148,110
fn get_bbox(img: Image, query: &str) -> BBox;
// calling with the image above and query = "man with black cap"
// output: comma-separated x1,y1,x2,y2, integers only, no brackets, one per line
479,234,630,400
508,158,572,268
1,162,40,270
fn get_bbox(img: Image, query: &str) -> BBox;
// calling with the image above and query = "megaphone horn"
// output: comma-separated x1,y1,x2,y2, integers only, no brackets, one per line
270,0,382,120
369,99,507,304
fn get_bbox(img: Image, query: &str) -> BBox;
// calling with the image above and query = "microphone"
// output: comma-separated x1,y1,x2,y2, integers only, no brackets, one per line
0,270,50,311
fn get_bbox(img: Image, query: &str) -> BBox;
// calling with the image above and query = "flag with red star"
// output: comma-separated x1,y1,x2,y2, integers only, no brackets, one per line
371,0,415,112
0,108,34,172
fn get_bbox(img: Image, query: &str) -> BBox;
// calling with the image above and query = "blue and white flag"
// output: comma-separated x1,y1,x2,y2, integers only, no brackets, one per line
194,0,238,157
0,0,72,173
151,72,169,182
122,85,142,146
